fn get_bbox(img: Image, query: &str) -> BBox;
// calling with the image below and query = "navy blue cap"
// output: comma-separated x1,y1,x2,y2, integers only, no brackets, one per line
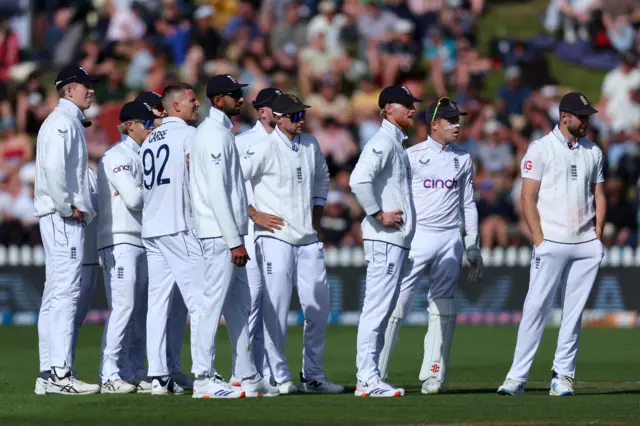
55,65,99,90
119,101,158,123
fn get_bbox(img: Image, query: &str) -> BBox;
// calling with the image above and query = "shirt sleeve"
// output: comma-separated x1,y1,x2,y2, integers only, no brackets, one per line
42,119,73,217
459,156,479,239
349,138,391,216
102,151,144,211
592,146,605,183
207,135,243,249
312,137,329,203
239,142,267,182
520,142,544,181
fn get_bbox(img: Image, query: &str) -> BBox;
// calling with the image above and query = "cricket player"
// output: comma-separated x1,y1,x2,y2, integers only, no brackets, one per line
230,87,284,387
71,167,99,365
97,101,157,393
498,92,606,396
34,64,99,395
136,90,193,391
377,98,483,394
240,93,344,394
350,85,420,397
141,83,204,395
190,74,275,398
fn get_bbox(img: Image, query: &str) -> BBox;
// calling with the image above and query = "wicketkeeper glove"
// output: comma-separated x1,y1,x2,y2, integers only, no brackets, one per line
464,234,483,284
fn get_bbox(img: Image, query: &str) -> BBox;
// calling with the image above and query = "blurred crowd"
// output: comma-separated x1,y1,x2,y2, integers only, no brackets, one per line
0,0,640,250
543,0,640,54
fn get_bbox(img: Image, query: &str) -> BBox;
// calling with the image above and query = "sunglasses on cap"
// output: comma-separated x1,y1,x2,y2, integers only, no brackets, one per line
431,96,451,122
275,110,306,123
220,89,244,99
131,119,156,130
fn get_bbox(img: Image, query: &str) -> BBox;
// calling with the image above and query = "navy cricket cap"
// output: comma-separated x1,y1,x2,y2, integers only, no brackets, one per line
55,64,99,90
426,98,468,122
378,85,421,109
272,94,311,115
252,87,283,109
559,92,598,116
206,74,248,98
136,91,163,109
119,101,158,123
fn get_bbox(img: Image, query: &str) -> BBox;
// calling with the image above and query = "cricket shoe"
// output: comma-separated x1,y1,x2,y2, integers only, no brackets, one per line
497,378,525,395
421,377,443,395
274,379,299,395
151,376,184,395
46,370,100,395
101,379,136,394
170,372,194,390
34,376,48,395
193,376,246,399
133,377,152,393
230,375,242,387
549,371,574,396
355,379,405,397
241,375,280,397
299,373,344,394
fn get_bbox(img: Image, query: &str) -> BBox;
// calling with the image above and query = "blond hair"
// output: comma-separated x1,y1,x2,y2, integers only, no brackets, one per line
117,122,129,135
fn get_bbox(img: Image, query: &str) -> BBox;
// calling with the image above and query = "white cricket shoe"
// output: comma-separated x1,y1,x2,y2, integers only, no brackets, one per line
355,379,405,397
151,377,184,395
34,377,48,395
101,379,136,394
549,373,574,396
299,373,344,394
276,380,299,395
497,378,525,395
241,375,280,397
170,372,194,390
193,376,246,399
230,376,242,387
46,373,100,395
133,377,152,393
421,377,443,395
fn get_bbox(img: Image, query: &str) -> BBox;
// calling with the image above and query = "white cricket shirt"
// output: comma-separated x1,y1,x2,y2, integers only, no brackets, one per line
349,119,416,248
521,126,604,244
83,167,99,264
97,134,144,249
407,137,478,238
239,126,329,246
190,107,249,248
140,117,196,238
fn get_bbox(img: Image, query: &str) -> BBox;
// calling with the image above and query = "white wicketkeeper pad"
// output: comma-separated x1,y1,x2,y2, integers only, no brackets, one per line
418,298,456,382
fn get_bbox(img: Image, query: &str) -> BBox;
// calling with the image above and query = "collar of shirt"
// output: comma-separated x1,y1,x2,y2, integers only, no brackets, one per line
381,119,408,147
58,98,86,123
208,107,233,130
162,116,188,127
275,125,299,152
252,120,270,137
552,125,580,150
426,136,450,153
121,134,141,154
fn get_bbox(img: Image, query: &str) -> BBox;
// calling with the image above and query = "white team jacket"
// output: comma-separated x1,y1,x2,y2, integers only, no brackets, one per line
407,137,478,248
34,98,96,223
239,126,329,246
235,120,270,255
97,134,144,249
521,126,604,244
349,119,416,248
83,167,99,264
190,107,248,248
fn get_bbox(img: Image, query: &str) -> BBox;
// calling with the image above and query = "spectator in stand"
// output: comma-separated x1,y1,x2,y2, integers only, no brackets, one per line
497,66,531,120
15,71,53,136
306,78,352,130
475,179,514,248
189,5,225,63
270,2,307,76
0,17,19,130
357,0,399,79
155,0,192,66
299,28,343,97
379,19,419,87
0,169,36,245
605,177,638,247
598,52,640,135
307,0,348,54
424,26,463,98
475,119,516,176
313,117,359,174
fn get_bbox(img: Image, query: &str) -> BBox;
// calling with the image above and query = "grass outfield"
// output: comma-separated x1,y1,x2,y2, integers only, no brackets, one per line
0,326,638,426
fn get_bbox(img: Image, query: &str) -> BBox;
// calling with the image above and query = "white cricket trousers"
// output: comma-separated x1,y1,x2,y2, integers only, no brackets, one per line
99,244,148,382
356,241,409,383
506,239,604,381
167,287,188,374
37,213,84,371
144,230,205,377
256,237,331,383
71,264,98,366
193,238,258,380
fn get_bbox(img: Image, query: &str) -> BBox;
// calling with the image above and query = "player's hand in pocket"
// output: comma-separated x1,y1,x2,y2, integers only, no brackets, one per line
252,211,285,233
230,245,249,267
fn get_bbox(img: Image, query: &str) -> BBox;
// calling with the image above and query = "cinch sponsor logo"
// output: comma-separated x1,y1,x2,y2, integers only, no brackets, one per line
423,177,458,189
113,164,131,173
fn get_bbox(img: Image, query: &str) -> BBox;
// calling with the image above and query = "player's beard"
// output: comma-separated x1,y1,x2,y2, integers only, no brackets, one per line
567,121,587,138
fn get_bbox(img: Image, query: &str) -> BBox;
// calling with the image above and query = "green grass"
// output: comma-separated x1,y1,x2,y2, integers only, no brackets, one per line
0,326,639,425
477,0,606,101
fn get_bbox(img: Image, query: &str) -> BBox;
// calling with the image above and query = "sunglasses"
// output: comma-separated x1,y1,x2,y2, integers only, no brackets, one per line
431,96,451,122
221,89,244,99
287,110,305,123
132,119,156,130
